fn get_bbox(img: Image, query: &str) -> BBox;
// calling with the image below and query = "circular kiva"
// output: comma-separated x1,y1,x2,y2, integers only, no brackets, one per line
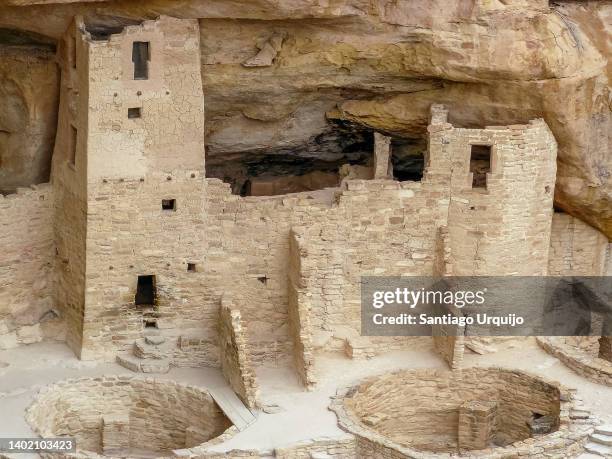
330,367,591,458
26,376,235,458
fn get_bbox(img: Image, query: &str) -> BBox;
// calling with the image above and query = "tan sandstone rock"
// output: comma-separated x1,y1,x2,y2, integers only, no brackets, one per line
0,0,609,236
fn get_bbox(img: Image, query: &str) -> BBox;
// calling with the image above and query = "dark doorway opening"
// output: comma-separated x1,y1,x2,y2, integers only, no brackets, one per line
391,138,425,182
135,275,156,306
132,41,150,80
470,145,491,189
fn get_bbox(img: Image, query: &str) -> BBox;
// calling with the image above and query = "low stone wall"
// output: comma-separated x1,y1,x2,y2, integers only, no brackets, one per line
0,184,64,350
287,228,320,390
181,437,357,458
330,367,591,458
219,299,259,408
274,438,356,458
26,376,234,458
537,337,612,386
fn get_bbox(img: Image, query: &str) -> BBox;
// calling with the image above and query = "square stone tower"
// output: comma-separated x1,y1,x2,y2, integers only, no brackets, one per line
52,16,206,361
428,105,558,276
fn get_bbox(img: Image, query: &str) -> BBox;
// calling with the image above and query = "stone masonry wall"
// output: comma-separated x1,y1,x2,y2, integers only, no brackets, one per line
288,228,317,389
433,333,464,370
457,400,497,451
51,17,89,357
218,298,259,408
0,184,61,349
339,367,560,452
548,212,608,276
26,376,233,456
78,16,208,362
203,182,339,364
537,336,612,386
431,107,558,276
198,171,451,372
8,50,563,382
331,367,587,458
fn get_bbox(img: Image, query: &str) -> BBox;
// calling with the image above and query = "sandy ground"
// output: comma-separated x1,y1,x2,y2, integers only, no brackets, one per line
0,338,610,457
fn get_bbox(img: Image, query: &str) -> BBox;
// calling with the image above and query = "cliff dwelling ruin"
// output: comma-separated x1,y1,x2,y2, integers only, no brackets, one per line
0,1,611,459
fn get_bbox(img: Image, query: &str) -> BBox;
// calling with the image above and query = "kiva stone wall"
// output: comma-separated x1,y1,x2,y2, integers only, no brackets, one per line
26,376,233,457
337,367,561,453
331,367,589,458
0,184,62,349
272,438,357,458
218,298,259,408
458,400,497,451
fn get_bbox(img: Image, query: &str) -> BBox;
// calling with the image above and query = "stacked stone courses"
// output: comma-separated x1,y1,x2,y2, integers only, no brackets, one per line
331,368,592,459
26,376,234,458
1,13,611,459
0,12,575,374
3,12,605,376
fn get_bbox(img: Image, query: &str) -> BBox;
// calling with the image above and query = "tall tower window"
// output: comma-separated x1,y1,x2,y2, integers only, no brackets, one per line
470,145,491,189
132,42,150,80
135,275,156,306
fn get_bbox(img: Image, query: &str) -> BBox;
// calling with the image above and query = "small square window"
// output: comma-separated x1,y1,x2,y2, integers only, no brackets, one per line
162,199,176,211
187,263,196,272
128,107,141,119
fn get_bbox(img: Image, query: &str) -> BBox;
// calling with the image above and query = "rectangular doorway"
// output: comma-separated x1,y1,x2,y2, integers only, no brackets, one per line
135,275,156,306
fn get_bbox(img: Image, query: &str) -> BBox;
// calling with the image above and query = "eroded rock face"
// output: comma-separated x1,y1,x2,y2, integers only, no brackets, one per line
0,0,609,235
0,30,58,194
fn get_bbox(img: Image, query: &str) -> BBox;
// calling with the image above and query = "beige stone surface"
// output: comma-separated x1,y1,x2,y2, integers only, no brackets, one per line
26,376,233,456
0,0,609,236
332,367,589,458
219,299,260,409
0,9,610,459
0,43,58,193
548,212,609,276
0,184,64,349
